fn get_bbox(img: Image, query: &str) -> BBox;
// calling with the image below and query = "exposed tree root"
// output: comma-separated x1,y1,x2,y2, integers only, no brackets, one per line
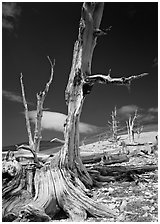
53,167,117,221
2,152,118,222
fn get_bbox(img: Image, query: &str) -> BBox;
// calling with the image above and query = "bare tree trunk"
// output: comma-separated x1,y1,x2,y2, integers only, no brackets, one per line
20,73,34,148
108,106,119,143
126,110,138,144
60,3,105,186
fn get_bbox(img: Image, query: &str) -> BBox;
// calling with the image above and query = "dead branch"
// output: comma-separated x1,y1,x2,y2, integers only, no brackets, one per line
93,26,112,37
33,57,55,153
16,144,42,167
85,72,148,88
20,74,34,148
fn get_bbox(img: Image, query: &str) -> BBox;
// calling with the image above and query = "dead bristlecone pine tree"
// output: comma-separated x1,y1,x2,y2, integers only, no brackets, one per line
126,109,139,144
2,2,148,222
108,106,120,144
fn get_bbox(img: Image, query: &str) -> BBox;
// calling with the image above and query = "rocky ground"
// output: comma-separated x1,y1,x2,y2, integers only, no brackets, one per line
86,131,158,222
55,131,158,222
88,154,158,222
54,150,158,222
3,131,158,222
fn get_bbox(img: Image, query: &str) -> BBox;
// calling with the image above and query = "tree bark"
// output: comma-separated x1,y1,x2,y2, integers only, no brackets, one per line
126,110,138,144
20,74,34,148
89,164,158,182
61,3,106,187
33,57,55,153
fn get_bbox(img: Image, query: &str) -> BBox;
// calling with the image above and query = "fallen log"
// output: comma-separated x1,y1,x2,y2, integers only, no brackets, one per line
94,164,157,175
90,164,158,182
81,151,129,165
2,149,129,167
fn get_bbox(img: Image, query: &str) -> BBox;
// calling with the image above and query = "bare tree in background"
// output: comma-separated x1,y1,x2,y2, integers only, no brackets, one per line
126,109,138,144
136,125,143,139
108,106,120,143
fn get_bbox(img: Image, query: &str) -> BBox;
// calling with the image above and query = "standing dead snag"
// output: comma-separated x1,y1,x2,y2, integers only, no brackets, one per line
20,73,34,148
136,125,143,139
126,110,144,143
62,2,106,187
126,109,138,144
18,56,54,157
108,106,120,143
20,73,39,165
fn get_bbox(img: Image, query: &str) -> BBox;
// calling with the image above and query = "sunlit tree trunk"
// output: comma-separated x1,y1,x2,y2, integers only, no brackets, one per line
126,110,138,144
59,2,105,186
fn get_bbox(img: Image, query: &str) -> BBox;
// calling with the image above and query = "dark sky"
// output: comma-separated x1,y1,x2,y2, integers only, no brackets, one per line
2,2,158,146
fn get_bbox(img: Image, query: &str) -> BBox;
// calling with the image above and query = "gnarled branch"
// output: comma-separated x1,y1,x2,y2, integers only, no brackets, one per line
85,72,149,87
16,144,41,167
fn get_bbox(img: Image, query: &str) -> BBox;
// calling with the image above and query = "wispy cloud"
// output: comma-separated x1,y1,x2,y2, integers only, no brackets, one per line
117,105,157,125
118,105,138,118
140,114,156,123
142,107,158,123
3,90,33,106
148,107,158,113
2,3,21,30
28,111,100,134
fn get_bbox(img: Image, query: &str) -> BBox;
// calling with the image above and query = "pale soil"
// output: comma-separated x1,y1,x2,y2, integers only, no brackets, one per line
80,131,158,155
82,131,158,222
55,131,158,222
87,154,158,222
3,131,158,221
